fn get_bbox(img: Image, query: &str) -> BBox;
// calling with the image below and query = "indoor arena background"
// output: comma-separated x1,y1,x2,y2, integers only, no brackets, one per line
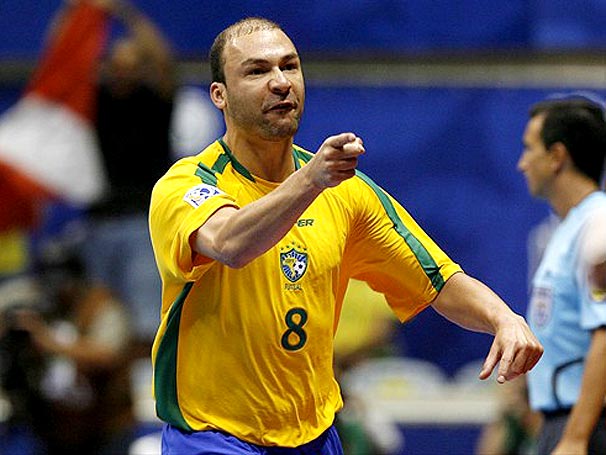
2,1,606,454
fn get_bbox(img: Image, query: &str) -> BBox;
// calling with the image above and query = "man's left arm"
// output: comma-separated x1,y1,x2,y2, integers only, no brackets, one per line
552,327,606,455
581,210,606,297
431,272,543,384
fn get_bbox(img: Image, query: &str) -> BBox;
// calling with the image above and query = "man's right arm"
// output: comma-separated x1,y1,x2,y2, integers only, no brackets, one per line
191,133,364,268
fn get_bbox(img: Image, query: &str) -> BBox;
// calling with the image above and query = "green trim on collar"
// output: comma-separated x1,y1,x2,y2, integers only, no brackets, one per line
293,146,312,169
217,138,308,178
217,138,256,182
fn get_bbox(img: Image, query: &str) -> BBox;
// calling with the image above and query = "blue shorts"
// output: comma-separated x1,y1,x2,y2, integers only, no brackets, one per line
161,423,344,455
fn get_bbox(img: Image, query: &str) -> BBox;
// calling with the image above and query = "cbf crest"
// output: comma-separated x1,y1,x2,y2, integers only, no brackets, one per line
280,242,308,283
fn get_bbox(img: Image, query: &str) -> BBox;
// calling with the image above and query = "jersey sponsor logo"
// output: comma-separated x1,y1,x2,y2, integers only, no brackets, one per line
529,286,553,328
280,243,308,283
183,183,222,208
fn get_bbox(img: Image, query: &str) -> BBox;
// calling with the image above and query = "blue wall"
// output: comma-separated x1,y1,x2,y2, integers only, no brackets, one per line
296,85,556,374
2,0,606,58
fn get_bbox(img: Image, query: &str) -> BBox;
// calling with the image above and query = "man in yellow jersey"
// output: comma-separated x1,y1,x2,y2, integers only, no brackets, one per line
149,17,543,454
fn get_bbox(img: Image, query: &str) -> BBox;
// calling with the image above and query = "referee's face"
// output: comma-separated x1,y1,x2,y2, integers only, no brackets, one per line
518,114,555,199
217,28,305,141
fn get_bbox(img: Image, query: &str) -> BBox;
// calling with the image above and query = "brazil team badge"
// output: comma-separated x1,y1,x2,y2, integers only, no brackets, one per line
280,243,308,282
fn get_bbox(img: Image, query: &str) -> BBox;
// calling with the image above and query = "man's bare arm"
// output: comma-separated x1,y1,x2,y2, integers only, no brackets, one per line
432,272,543,383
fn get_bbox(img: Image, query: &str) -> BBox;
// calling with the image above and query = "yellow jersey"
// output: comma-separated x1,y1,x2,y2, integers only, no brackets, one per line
149,139,462,447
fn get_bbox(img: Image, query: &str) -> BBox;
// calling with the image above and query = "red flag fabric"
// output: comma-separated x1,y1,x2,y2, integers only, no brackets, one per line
0,2,109,231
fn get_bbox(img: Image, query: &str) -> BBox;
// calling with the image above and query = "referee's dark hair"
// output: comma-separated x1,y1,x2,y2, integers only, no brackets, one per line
530,95,606,185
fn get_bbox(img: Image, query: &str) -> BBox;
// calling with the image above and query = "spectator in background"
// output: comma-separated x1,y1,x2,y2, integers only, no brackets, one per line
518,95,606,454
2,0,217,349
333,279,404,454
476,377,542,455
2,239,134,455
80,0,176,349
0,0,110,287
0,276,48,455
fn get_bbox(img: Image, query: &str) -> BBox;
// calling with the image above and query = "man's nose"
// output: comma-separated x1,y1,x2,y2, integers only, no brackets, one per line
516,156,526,172
269,69,291,92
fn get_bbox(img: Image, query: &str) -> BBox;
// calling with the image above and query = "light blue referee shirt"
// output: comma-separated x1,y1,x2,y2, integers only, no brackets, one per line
527,191,606,412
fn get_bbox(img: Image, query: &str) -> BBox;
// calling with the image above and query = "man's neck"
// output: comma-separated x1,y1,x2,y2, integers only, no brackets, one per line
550,174,599,218
223,133,295,182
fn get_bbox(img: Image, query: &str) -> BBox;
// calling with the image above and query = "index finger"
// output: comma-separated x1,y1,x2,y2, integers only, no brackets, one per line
324,132,358,149
342,139,365,156
479,340,500,381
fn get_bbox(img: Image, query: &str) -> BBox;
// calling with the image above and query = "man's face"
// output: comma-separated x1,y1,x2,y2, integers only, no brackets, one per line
218,28,305,140
518,114,554,198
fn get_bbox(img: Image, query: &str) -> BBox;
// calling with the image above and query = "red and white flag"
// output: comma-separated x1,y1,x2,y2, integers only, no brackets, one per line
0,2,109,231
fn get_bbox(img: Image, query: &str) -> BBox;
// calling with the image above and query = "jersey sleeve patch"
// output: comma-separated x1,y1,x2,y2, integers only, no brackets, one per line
183,183,223,208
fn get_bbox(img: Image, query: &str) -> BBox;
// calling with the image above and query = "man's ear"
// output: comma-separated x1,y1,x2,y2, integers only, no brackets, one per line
548,142,570,174
210,82,226,110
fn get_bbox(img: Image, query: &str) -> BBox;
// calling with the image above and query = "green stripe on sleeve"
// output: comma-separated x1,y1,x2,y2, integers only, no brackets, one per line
355,171,446,291
154,282,194,430
211,153,230,174
195,163,218,186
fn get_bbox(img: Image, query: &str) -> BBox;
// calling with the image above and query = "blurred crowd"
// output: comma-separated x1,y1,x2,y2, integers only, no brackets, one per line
0,240,135,454
0,0,219,453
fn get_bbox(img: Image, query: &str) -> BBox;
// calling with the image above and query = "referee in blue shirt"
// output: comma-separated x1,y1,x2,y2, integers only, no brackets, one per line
518,95,606,455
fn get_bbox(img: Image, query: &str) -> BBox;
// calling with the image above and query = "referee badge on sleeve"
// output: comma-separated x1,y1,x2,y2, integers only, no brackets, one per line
590,287,606,303
530,287,553,328
183,183,223,208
